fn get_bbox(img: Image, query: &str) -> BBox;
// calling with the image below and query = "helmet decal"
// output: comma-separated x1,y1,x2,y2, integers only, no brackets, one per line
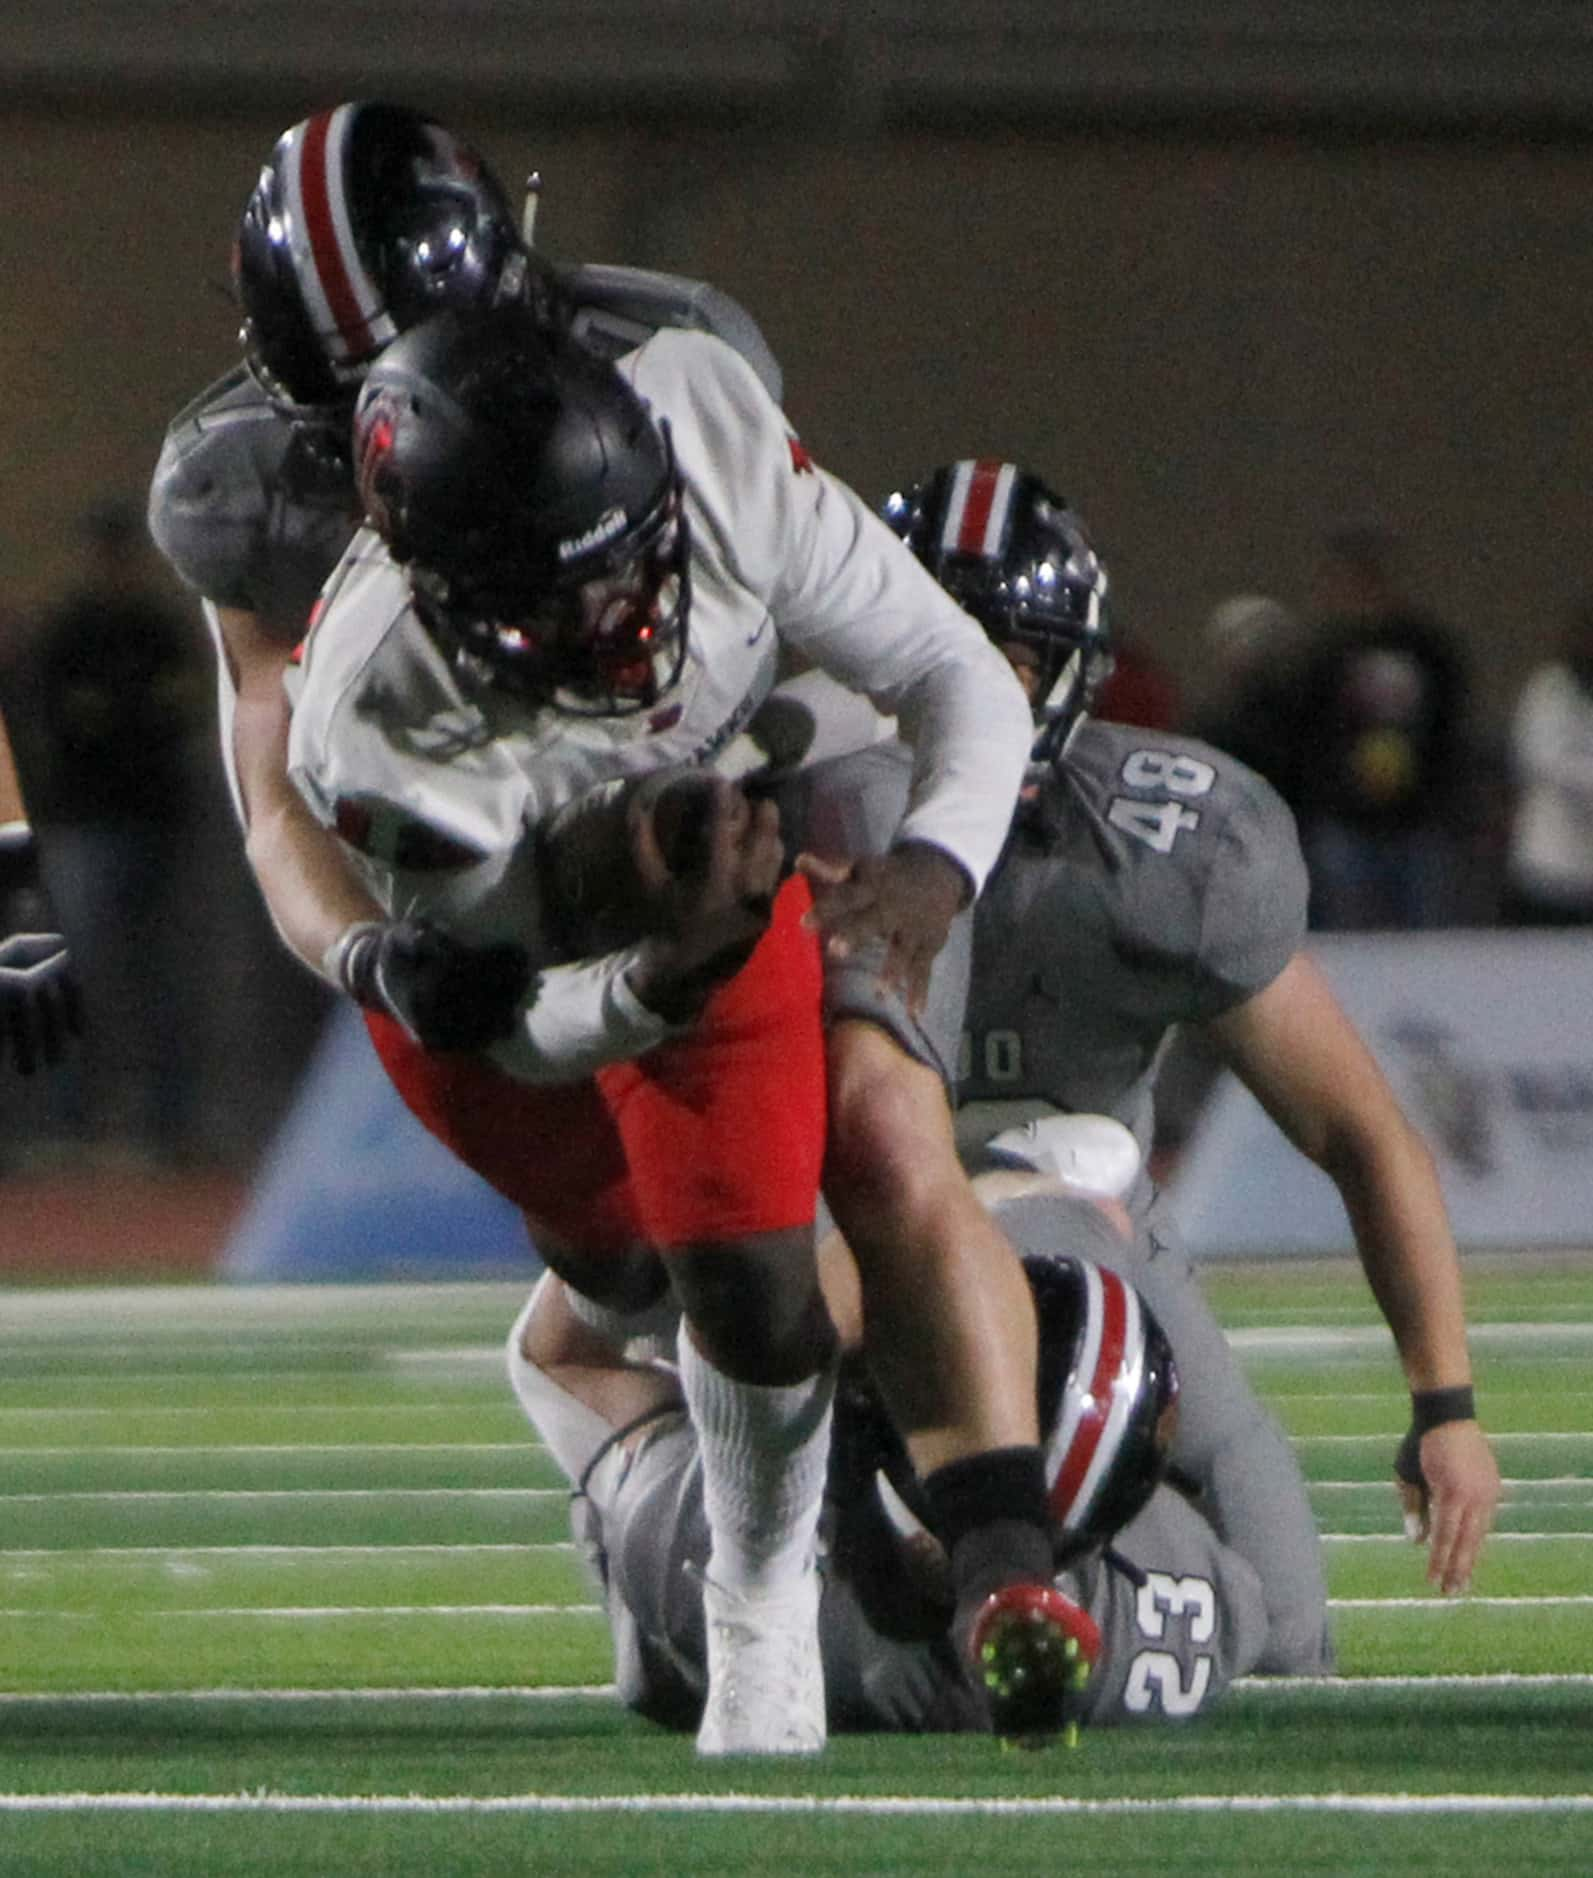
283,105,399,367
1045,1260,1145,1532
939,458,1020,561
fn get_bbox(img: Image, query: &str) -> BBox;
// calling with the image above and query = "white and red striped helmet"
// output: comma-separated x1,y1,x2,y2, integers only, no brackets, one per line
1028,1254,1180,1557
233,102,556,422
882,460,1112,759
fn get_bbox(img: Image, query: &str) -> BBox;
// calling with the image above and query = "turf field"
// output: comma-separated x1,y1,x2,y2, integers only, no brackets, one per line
3,1258,1590,1876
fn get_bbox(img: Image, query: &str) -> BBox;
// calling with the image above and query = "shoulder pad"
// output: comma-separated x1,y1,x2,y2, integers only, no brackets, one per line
560,262,783,405
148,367,357,631
1065,720,1308,1013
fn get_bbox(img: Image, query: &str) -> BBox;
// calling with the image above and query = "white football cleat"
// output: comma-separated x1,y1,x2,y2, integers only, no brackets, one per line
695,1568,826,1755
985,1112,1142,1201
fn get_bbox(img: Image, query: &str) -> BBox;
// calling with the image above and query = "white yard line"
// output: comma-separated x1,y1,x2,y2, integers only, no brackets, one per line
0,1487,558,1502
1319,1530,1592,1542
0,1443,538,1456
1236,1672,1593,1690
1329,1594,1593,1609
5,1595,1586,1620
2,1791,1591,1817
4,1672,1591,1706
0,1684,619,1703
1310,1476,1590,1489
0,1543,558,1557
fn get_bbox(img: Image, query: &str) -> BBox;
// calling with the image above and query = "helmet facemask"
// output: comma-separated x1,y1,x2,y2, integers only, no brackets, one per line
416,474,692,716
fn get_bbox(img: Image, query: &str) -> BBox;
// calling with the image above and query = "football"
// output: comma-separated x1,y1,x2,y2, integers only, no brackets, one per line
539,767,718,956
645,769,718,879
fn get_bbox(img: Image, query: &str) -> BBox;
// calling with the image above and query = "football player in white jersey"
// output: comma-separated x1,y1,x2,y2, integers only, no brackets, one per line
0,712,81,1075
283,306,1108,1749
511,1116,1276,1737
152,107,1088,1752
873,460,1500,1609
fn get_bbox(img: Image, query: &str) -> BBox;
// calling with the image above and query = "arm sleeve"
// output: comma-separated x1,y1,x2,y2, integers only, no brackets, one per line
635,334,1033,893
490,947,681,1085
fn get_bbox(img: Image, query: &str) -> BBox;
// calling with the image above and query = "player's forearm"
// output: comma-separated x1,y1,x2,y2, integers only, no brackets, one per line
889,643,1033,895
1323,1117,1475,1392
244,770,383,975
230,658,385,973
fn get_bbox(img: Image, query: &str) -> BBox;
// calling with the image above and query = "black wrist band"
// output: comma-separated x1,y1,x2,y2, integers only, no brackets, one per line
1410,1384,1475,1433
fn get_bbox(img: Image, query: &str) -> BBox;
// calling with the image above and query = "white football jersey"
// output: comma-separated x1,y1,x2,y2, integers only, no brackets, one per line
286,328,1031,1083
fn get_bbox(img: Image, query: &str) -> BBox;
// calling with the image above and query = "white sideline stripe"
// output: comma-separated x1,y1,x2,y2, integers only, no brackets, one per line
3,1791,1592,1818
0,1488,558,1502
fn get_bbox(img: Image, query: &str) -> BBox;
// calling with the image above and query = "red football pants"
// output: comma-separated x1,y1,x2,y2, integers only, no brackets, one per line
366,876,826,1255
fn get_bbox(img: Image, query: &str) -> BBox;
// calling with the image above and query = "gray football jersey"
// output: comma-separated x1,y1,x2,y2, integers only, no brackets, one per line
597,1418,1269,1734
147,264,784,632
776,735,1328,1671
591,1184,1296,1734
960,719,1308,1174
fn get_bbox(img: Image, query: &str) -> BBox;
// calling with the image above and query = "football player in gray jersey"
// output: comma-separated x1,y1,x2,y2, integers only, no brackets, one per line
863,459,1500,1625
510,1117,1273,1736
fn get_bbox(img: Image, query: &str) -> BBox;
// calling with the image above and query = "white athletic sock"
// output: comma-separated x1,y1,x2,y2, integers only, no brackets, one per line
677,1327,836,1599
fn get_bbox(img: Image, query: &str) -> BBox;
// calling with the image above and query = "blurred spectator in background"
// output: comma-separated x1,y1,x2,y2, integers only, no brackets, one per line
1184,592,1308,805
1502,593,1593,926
1291,522,1477,930
10,500,212,1164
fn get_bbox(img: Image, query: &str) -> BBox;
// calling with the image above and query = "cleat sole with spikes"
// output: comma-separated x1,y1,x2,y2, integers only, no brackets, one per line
968,1580,1101,1749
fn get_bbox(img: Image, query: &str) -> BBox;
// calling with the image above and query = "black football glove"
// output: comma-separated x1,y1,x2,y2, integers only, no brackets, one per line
0,824,84,1075
334,917,531,1053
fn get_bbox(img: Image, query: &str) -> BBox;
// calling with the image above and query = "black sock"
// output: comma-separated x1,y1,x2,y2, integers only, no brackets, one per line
922,1446,1055,1609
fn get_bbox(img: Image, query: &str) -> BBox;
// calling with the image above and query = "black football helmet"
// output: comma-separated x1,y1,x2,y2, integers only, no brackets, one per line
882,460,1112,761
1027,1253,1180,1561
234,101,559,433
353,304,689,714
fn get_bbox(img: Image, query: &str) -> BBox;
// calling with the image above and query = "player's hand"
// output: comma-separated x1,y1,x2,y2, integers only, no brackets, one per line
337,917,531,1052
1394,1417,1500,1595
1,823,85,1075
624,772,784,1021
795,839,968,1013
0,931,84,1075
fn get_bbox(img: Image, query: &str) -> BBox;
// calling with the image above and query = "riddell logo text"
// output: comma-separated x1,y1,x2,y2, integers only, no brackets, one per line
558,507,628,562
